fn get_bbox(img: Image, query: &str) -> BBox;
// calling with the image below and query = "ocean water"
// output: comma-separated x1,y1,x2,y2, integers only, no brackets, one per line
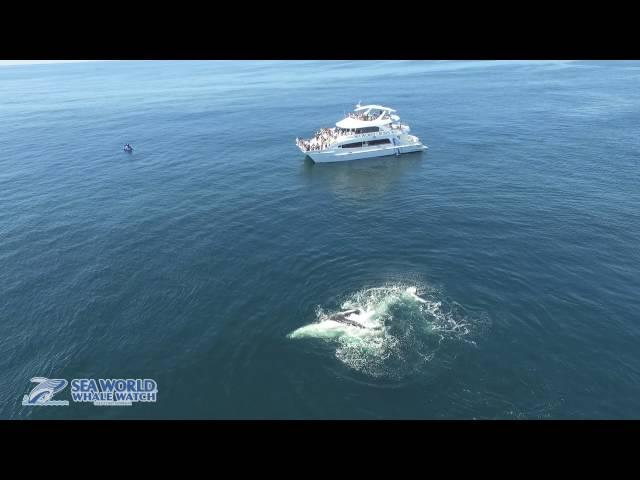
1,60,639,419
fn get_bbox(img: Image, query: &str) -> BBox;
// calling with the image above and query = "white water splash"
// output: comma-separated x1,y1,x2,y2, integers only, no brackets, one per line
288,283,479,378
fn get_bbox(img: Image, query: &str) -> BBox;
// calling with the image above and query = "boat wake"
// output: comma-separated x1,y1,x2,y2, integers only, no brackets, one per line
288,283,484,379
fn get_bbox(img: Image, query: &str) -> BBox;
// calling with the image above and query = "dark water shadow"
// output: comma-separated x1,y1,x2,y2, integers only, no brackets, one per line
300,152,425,201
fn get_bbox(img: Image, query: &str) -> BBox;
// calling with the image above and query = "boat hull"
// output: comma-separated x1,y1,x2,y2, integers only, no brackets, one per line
306,142,427,163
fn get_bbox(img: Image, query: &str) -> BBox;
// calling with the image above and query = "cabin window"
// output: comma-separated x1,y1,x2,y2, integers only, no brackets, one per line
341,142,363,149
366,139,391,146
355,126,380,134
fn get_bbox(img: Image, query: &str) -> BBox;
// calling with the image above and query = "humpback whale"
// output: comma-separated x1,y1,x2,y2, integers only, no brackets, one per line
407,287,428,304
328,309,365,328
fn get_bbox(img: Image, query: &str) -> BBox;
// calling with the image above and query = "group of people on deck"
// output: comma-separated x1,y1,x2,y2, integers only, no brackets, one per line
347,112,373,121
347,111,390,121
296,110,393,153
297,127,351,152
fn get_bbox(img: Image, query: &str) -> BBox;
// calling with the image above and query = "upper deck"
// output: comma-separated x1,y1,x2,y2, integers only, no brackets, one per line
335,104,401,129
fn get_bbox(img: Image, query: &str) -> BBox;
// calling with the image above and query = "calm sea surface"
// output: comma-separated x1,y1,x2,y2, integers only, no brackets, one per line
1,60,639,419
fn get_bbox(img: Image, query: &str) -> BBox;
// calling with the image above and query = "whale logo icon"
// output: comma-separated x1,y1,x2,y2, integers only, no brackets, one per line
22,377,69,406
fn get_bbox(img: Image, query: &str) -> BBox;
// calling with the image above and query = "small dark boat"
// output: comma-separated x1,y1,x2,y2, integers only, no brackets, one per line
123,144,133,152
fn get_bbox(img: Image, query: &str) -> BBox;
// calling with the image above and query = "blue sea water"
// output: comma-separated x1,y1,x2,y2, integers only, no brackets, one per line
1,60,639,419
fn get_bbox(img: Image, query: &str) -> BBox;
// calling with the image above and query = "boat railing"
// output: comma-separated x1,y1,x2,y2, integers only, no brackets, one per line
340,128,403,140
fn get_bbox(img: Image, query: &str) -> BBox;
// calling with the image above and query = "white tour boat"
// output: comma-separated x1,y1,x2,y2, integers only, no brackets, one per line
296,104,427,163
